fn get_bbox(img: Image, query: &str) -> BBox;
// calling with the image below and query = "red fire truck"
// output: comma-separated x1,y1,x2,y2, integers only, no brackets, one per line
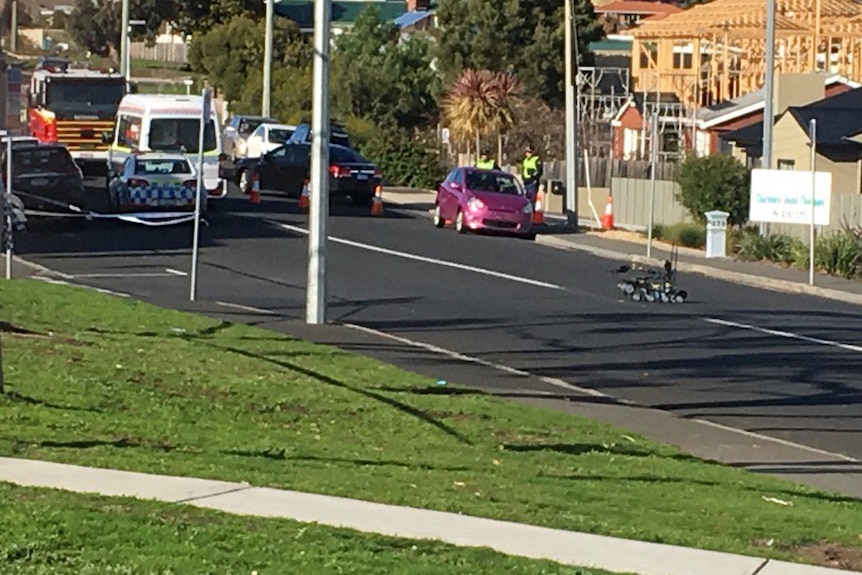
27,61,126,175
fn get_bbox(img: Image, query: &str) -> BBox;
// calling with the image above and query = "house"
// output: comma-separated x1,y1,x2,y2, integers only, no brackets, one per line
393,0,435,31
723,86,862,194
694,73,859,156
594,1,681,34
610,91,689,159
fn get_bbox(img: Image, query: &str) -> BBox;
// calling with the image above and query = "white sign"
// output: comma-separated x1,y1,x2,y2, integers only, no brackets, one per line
201,88,213,123
441,128,450,145
749,168,832,226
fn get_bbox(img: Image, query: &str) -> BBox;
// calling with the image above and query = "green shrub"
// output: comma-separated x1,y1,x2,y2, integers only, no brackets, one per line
674,154,750,226
358,130,446,189
790,231,862,278
731,227,801,264
654,222,705,249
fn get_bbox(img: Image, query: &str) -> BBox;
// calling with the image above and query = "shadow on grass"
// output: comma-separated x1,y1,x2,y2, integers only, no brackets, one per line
1,390,102,414
224,449,471,472
503,442,702,463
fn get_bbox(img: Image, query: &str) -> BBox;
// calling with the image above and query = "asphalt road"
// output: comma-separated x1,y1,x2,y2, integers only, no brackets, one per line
11,181,862,488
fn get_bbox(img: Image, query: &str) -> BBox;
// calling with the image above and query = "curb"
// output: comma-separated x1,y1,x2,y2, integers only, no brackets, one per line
535,235,862,307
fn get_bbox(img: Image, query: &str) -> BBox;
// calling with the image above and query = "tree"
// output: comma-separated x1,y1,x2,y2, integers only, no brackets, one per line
442,69,521,160
67,0,174,57
435,0,604,106
675,154,751,226
171,0,264,36
189,15,308,107
331,7,439,131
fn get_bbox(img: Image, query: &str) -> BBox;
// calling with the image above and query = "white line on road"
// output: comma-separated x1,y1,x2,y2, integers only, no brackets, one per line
344,322,609,398
32,276,131,298
165,268,188,277
704,317,862,353
64,272,186,279
275,222,564,291
214,301,278,315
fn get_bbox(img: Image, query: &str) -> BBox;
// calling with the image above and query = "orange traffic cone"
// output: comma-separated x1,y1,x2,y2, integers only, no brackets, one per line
370,185,384,217
249,171,261,204
532,190,545,225
299,179,310,211
601,195,614,230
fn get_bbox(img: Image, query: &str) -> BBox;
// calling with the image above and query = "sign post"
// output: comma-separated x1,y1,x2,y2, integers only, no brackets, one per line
646,112,658,259
5,136,12,279
189,88,212,301
808,119,817,286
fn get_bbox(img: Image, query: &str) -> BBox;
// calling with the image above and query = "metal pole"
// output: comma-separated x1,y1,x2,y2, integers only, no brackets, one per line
762,0,776,170
809,119,816,286
190,88,211,301
120,0,130,80
564,0,578,231
646,112,658,259
10,1,18,53
307,0,331,325
5,136,12,279
262,0,274,117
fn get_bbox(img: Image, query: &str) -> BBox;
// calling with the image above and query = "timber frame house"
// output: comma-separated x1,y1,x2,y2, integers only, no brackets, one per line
629,0,862,109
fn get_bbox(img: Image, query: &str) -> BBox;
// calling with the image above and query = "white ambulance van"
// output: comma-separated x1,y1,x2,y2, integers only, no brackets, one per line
105,94,227,197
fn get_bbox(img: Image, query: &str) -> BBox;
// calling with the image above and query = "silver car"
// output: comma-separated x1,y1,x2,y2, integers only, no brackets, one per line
223,115,278,161
108,152,205,213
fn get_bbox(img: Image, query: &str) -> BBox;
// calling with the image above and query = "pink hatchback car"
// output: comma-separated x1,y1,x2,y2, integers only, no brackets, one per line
433,167,534,237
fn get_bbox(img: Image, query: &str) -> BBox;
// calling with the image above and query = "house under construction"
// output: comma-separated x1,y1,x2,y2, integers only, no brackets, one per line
628,0,862,108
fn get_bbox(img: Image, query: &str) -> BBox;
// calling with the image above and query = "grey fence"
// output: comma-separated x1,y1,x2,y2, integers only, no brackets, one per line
607,177,862,238
130,41,188,63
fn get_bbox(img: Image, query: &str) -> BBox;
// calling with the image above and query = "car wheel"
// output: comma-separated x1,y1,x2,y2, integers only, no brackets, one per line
455,210,467,234
238,169,250,194
433,204,445,228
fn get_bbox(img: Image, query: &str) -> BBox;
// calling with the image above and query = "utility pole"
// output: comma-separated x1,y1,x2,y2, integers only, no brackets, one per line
762,0,776,170
262,0,274,117
564,0,578,231
10,1,18,53
120,0,130,79
307,0,331,325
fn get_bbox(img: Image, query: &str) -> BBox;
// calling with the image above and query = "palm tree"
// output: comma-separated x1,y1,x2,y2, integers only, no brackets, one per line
442,69,522,164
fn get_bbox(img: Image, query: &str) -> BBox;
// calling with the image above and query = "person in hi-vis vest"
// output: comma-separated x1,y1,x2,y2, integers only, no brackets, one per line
475,148,499,170
521,145,543,197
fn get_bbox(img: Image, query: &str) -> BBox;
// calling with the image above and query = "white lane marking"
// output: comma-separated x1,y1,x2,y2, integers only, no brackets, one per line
214,301,278,315
693,418,859,462
31,276,131,298
275,222,564,291
347,321,856,462
165,268,188,276
344,322,609,398
65,272,184,279
705,317,862,353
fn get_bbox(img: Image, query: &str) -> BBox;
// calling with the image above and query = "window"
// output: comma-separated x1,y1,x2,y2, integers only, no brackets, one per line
148,118,217,153
134,159,192,175
285,145,310,164
268,128,293,144
465,171,524,195
118,115,142,149
640,42,657,69
672,52,693,69
330,146,361,164
13,147,76,174
777,159,795,170
251,125,265,138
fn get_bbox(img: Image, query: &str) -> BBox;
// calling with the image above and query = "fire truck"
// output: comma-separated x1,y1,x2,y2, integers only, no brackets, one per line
27,60,126,175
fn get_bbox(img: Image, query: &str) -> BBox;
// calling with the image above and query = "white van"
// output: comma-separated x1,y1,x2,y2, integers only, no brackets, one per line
106,94,227,197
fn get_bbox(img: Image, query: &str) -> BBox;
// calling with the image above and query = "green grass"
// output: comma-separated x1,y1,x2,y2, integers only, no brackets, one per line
0,482,617,574
1,279,862,568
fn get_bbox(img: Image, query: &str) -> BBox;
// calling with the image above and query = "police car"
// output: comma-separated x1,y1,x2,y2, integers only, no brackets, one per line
107,152,205,213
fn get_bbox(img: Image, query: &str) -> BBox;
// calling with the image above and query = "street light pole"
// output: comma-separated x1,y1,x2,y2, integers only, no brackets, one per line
120,0,130,79
762,0,776,170
564,0,578,231
262,0,274,117
307,0,331,325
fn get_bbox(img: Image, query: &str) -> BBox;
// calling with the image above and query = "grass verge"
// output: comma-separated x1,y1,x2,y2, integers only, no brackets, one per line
1,279,861,569
0,482,617,574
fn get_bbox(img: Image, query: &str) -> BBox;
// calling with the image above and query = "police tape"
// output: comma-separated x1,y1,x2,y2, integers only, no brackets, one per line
14,191,202,227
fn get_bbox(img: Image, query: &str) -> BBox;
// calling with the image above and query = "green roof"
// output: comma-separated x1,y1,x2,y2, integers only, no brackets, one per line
588,39,632,53
274,1,408,28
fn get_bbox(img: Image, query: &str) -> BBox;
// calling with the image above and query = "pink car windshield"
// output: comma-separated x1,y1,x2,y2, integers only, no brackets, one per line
466,172,523,195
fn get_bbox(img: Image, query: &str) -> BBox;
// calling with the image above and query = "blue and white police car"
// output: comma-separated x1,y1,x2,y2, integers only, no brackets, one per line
107,152,205,213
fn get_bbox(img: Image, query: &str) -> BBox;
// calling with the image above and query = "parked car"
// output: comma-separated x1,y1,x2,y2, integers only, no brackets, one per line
286,121,351,149
248,142,382,206
223,115,278,160
2,143,86,215
244,123,296,158
433,167,534,237
107,152,204,213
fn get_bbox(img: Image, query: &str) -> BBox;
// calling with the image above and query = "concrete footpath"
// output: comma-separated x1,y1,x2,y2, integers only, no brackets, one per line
382,188,862,307
1,457,858,575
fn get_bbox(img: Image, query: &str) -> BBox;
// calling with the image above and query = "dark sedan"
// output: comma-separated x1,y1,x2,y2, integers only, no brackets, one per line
2,144,85,215
245,143,382,206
